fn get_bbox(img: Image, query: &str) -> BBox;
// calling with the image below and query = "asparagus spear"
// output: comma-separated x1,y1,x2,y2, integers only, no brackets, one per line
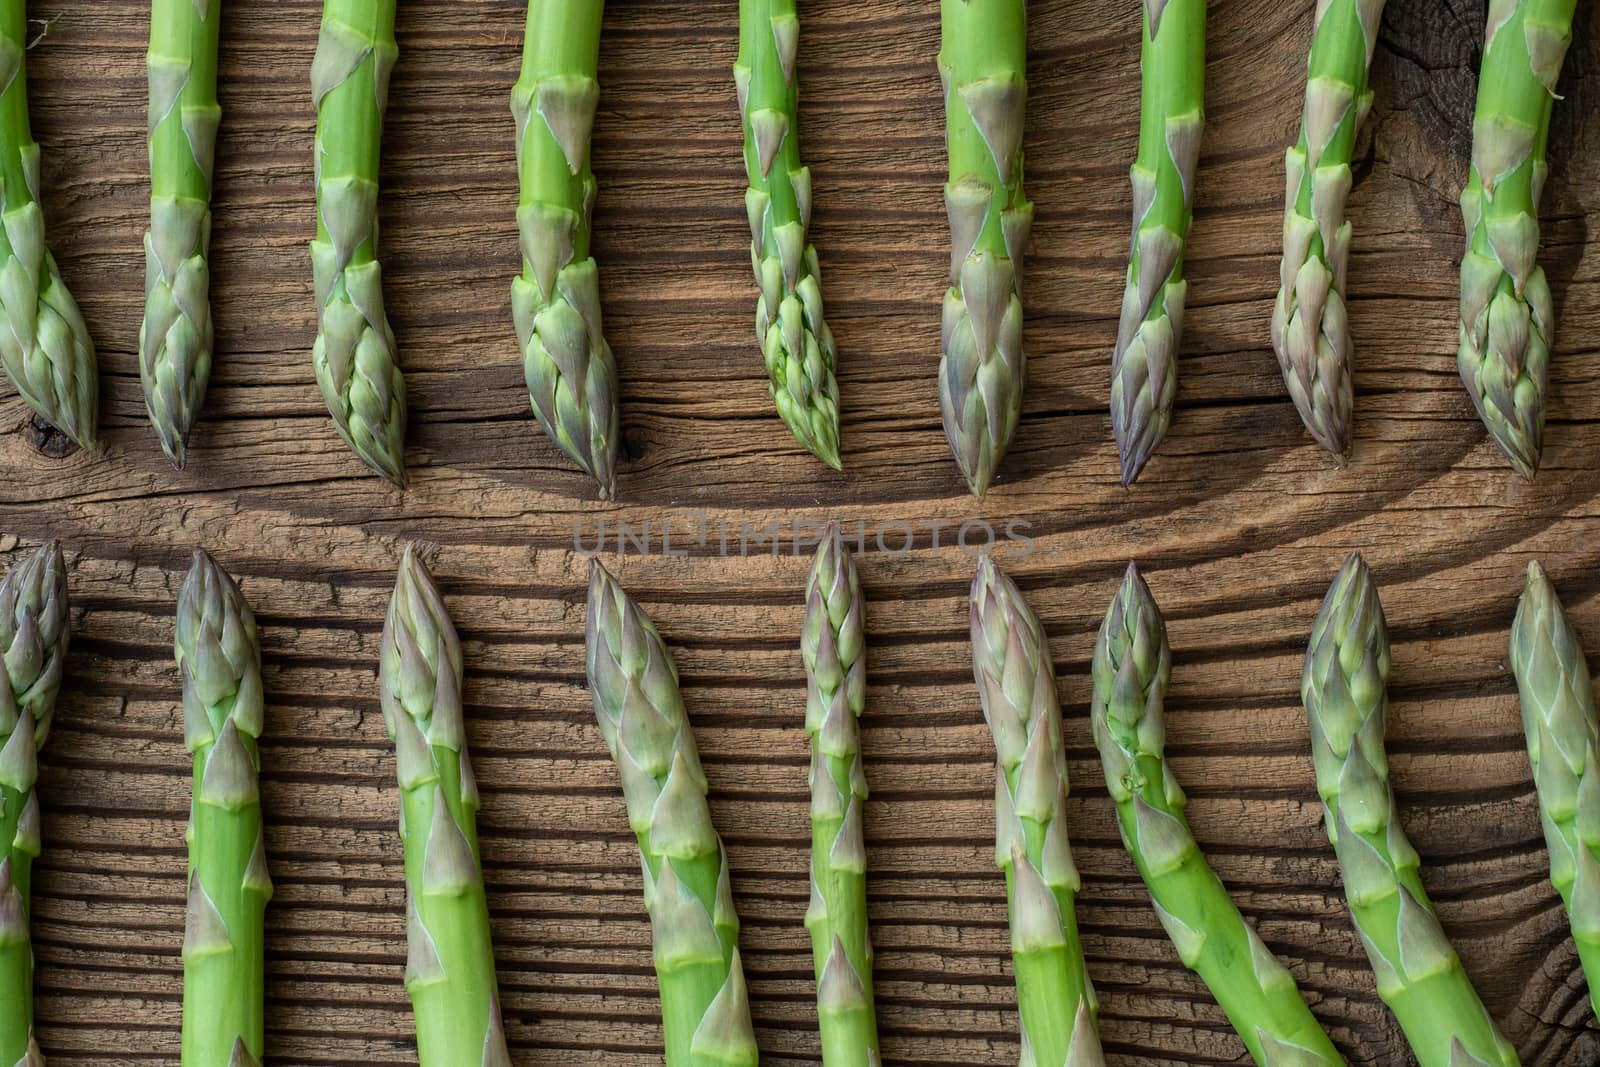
969,558,1103,1066
311,0,407,485
1092,563,1341,1065
0,2,97,449
737,0,841,470
1271,0,1385,459
1456,0,1575,478
176,551,270,1067
801,526,879,1065
379,548,511,1065
0,541,67,1067
141,0,222,468
1108,0,1204,486
1509,561,1600,1017
585,561,759,1067
1302,554,1517,1067
512,0,620,497
937,0,1032,499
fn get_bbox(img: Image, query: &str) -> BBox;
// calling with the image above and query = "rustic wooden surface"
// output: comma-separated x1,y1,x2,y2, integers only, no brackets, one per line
1,0,1597,1063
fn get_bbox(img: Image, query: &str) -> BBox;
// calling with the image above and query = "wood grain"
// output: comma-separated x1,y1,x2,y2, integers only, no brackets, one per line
0,0,1596,1063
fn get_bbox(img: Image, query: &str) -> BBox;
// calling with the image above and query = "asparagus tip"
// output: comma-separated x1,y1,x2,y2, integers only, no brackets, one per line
1118,447,1149,488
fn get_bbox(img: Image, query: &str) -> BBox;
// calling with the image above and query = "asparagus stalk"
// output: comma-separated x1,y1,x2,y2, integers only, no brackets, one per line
311,0,407,485
1302,554,1518,1067
141,0,222,468
0,541,67,1067
1092,563,1341,1065
1108,0,1204,486
512,0,621,497
1456,0,1575,478
737,0,841,470
1509,561,1600,1017
176,551,270,1067
969,558,1104,1066
937,0,1032,499
0,2,97,449
379,548,511,1065
585,561,759,1067
1271,0,1385,459
800,526,879,1065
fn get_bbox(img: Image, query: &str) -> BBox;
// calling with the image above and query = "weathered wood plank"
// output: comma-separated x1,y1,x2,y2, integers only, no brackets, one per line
0,0,1596,1063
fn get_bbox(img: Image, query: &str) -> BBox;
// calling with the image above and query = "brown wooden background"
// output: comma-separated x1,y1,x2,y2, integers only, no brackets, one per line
1,0,1597,1063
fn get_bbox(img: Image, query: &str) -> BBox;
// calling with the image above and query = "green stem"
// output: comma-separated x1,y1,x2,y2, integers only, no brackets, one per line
0,0,35,230
941,0,1025,258
0,774,37,1067
1110,788,1342,1062
183,740,268,1067
516,0,597,260
315,0,386,264
401,751,503,1063
148,0,219,204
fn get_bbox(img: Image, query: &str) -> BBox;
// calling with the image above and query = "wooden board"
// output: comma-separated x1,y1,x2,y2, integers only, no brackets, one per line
2,0,1598,1062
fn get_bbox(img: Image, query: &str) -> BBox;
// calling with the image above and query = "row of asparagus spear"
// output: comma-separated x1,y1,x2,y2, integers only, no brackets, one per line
9,531,1595,1066
969,550,1600,1067
0,0,1575,492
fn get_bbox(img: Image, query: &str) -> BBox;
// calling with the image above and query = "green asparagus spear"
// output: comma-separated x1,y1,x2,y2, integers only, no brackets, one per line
1271,0,1385,459
1302,554,1517,1067
311,0,407,485
0,541,67,1067
969,558,1104,1066
176,550,270,1067
512,0,620,497
1092,563,1341,1065
1456,0,1575,478
379,548,510,1066
937,0,1032,500
141,0,222,468
737,0,841,470
801,526,879,1065
0,2,97,449
1509,561,1600,1017
585,561,759,1067
1109,0,1204,486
